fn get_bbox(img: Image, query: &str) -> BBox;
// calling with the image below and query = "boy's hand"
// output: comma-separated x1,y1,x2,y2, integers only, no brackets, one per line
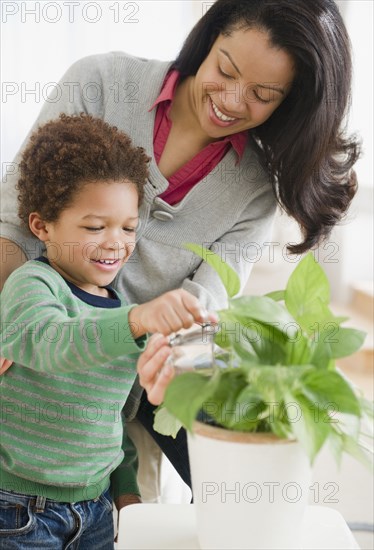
128,289,216,338
0,357,13,375
114,493,142,510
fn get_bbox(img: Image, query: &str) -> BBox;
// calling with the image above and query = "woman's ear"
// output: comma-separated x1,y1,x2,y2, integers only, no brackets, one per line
29,213,51,241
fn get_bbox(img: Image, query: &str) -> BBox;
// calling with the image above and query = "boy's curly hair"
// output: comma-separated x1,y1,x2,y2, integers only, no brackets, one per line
17,113,150,228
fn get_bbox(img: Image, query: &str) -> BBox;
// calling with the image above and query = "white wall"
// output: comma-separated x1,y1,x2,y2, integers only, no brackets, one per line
1,1,200,164
343,0,373,189
317,0,374,301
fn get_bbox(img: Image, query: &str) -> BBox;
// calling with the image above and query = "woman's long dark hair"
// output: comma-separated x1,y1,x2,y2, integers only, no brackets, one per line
173,0,360,254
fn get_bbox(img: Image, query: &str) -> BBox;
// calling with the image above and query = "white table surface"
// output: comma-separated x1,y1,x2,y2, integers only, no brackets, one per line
117,503,360,550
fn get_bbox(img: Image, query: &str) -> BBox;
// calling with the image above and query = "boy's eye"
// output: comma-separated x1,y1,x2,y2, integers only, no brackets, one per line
84,227,103,232
123,227,136,233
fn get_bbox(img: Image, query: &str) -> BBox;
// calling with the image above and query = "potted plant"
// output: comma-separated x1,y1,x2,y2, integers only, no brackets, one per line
154,246,373,550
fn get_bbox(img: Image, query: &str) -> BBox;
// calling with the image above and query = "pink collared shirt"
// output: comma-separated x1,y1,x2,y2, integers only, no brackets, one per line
149,70,247,205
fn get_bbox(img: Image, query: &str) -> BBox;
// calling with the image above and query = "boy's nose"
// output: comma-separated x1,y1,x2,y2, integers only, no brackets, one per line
100,237,123,252
101,238,135,257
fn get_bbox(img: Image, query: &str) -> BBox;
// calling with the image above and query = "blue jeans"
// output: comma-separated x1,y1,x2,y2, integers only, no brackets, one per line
0,487,114,549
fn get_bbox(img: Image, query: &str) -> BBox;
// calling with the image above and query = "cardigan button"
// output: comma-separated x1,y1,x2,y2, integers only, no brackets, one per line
152,210,174,221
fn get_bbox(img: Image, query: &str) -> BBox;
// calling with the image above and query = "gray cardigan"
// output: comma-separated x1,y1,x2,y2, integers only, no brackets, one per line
1,52,276,416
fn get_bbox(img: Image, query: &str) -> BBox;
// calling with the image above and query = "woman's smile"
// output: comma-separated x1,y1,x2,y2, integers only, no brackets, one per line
188,27,295,140
209,97,241,126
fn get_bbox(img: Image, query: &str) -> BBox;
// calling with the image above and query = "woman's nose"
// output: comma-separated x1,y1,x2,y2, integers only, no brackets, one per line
219,82,246,113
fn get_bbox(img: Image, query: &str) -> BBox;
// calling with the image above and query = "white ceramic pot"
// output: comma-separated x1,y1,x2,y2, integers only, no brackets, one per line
188,422,312,550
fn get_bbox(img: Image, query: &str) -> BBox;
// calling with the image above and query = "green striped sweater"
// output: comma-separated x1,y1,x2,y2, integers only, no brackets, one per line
0,259,147,502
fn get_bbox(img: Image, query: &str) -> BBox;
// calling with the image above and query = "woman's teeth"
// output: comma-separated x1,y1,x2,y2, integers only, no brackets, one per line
211,99,237,122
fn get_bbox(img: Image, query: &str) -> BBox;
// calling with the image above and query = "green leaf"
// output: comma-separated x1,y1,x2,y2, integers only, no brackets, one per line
242,323,286,364
220,304,307,366
285,392,330,463
153,405,183,438
245,364,313,405
359,396,374,421
271,417,292,439
310,337,332,369
205,369,249,429
265,290,285,302
328,422,373,470
229,386,267,431
309,324,365,364
300,370,361,416
296,300,339,335
327,427,344,468
227,295,299,338
328,327,366,359
339,432,374,470
184,242,240,298
213,324,232,350
335,412,361,440
284,331,313,366
229,338,260,365
285,253,330,324
163,371,217,431
217,314,287,365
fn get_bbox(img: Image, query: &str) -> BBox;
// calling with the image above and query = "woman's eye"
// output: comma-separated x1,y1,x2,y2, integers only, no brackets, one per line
253,90,271,105
218,66,234,80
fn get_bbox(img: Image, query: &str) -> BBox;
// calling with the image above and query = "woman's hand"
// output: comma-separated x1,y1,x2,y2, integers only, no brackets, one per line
0,358,13,375
137,334,175,405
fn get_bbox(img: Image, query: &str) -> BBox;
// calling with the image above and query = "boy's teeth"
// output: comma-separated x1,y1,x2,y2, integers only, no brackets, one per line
211,100,236,122
98,259,116,264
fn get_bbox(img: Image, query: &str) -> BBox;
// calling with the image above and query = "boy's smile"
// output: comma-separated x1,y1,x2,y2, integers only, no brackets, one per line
30,180,139,297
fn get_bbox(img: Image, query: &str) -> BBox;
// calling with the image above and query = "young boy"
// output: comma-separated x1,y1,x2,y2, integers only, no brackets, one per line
0,114,212,548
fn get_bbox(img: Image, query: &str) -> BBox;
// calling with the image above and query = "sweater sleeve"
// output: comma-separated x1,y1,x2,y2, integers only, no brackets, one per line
110,423,140,500
0,263,147,372
0,53,116,258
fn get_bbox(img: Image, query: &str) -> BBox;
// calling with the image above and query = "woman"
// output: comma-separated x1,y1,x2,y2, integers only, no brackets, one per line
0,0,359,505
